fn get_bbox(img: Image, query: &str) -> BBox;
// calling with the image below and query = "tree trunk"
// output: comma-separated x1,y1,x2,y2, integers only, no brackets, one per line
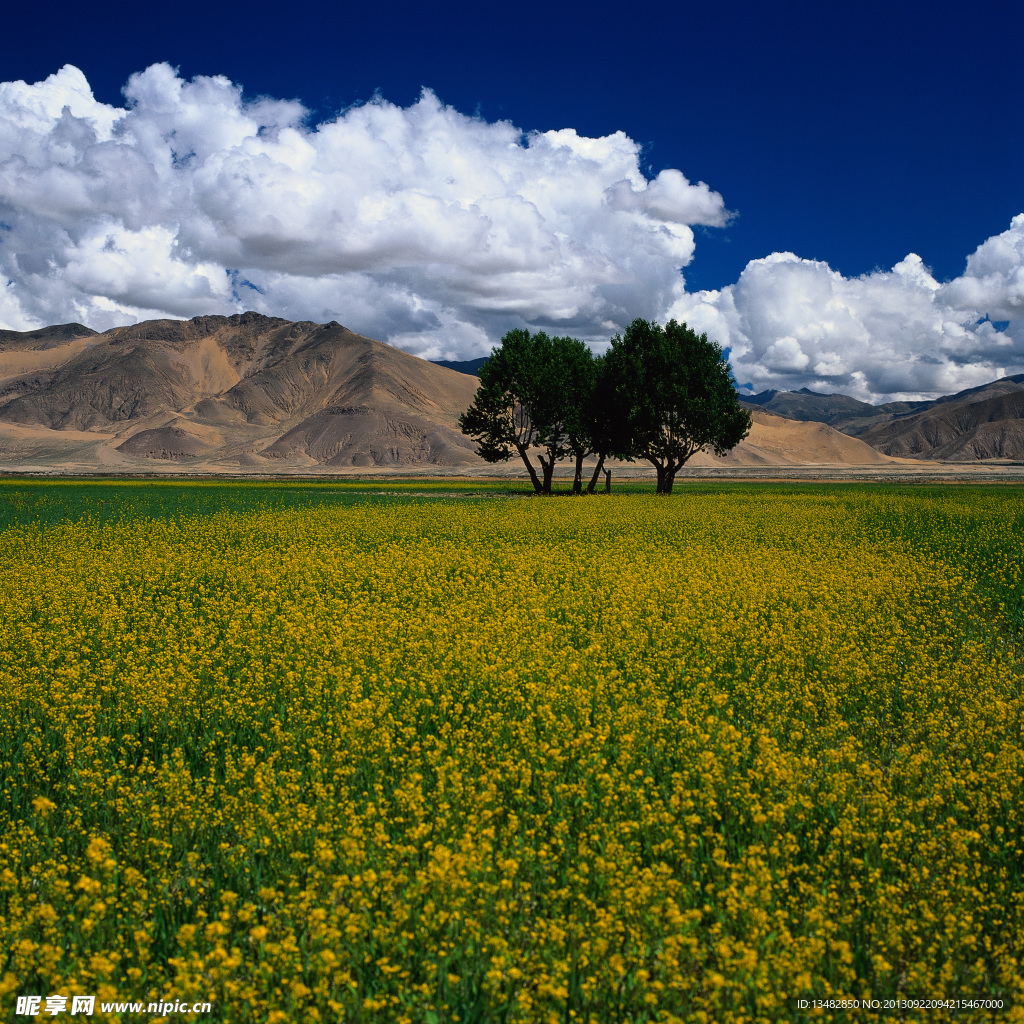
586,453,606,494
572,451,585,495
605,469,611,493
515,443,544,494
652,461,668,494
538,454,555,495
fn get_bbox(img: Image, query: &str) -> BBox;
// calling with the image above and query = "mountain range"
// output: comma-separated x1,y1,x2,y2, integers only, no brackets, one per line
0,312,1015,474
741,375,1024,461
0,314,480,471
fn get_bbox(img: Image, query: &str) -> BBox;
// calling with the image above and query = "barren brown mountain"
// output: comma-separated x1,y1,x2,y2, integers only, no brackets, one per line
0,313,481,470
0,312,908,474
742,375,1024,460
857,385,1024,460
687,409,902,467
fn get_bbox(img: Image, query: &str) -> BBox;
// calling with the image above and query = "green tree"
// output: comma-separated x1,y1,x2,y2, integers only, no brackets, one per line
546,335,603,495
458,329,567,494
582,353,620,494
603,318,751,494
551,346,622,495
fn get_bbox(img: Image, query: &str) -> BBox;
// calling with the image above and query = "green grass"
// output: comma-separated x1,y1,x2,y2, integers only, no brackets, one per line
0,478,521,530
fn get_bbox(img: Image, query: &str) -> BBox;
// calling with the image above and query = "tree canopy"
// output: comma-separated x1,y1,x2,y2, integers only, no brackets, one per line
603,319,751,494
457,329,557,494
459,319,750,494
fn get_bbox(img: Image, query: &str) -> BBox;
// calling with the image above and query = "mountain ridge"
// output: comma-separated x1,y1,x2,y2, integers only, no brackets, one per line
0,313,482,469
0,313,929,472
740,375,1024,459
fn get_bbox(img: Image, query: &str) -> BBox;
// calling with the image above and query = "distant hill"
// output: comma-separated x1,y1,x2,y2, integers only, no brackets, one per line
0,313,921,473
688,409,907,468
741,387,882,425
857,379,1024,460
740,375,1024,459
0,313,481,469
0,323,97,346
430,356,489,376
740,386,929,431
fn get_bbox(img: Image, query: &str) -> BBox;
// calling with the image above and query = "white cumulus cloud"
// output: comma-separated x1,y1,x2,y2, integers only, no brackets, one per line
671,215,1024,401
0,63,727,356
1,64,1021,401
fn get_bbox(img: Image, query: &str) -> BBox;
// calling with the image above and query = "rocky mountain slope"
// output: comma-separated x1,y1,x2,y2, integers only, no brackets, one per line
0,313,909,473
741,387,888,427
0,313,480,470
742,375,1024,460
856,384,1024,460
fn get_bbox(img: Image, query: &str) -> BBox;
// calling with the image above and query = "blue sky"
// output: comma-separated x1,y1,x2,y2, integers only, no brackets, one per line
2,0,1022,400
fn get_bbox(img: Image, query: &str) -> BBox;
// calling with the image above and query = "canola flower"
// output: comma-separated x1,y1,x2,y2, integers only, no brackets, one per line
0,483,1022,1023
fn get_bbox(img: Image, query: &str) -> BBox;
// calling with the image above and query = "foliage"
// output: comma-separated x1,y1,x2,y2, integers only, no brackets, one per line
457,329,565,494
545,336,602,495
459,330,612,495
0,479,526,531
604,319,752,493
1,482,1022,1023
461,320,751,494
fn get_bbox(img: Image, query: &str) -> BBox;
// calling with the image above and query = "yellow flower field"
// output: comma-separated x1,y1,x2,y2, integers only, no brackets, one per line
0,483,1022,1022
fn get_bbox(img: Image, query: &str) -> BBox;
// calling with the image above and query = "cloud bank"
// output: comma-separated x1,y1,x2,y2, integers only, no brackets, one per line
0,64,726,355
0,64,1021,400
671,218,1024,401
